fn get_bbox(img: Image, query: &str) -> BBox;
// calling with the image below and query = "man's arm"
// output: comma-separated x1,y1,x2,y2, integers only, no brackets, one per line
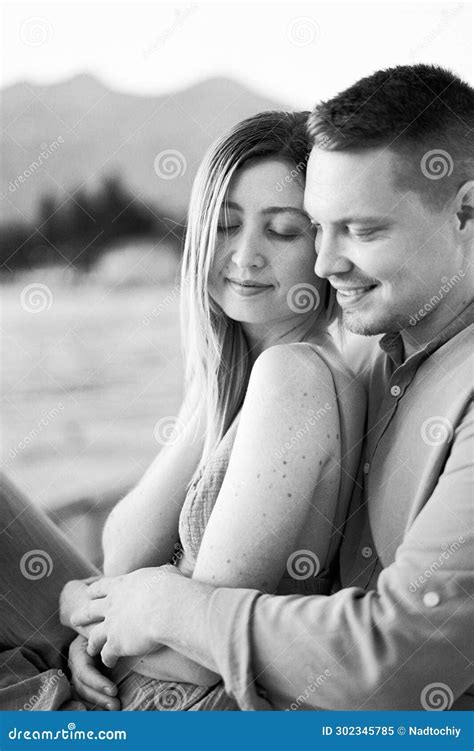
153,402,473,709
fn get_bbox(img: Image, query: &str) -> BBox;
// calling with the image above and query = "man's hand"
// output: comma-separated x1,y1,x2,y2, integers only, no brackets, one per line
70,565,181,668
68,635,121,710
60,575,102,637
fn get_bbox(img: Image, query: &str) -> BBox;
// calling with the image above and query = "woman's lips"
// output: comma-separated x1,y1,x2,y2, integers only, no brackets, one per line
226,279,273,297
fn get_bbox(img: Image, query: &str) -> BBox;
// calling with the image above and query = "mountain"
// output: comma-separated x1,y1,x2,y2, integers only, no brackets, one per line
0,73,287,226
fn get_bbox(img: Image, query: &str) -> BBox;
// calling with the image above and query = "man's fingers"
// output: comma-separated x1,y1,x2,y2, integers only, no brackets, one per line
100,643,119,669
87,624,108,657
88,578,113,598
71,600,106,627
83,575,102,585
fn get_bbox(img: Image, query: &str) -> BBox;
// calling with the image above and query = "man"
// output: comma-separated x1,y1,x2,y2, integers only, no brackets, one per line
69,64,473,710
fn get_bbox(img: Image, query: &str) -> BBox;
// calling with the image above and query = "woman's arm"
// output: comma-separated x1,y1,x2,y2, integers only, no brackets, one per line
102,389,204,576
192,343,341,592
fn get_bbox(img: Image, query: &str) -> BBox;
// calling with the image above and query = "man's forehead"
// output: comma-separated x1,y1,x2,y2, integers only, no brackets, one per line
304,147,401,216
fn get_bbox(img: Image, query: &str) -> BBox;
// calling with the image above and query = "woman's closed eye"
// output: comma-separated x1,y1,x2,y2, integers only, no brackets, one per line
268,228,299,240
267,222,310,240
217,224,239,234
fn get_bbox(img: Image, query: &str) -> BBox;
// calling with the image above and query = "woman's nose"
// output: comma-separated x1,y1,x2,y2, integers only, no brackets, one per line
230,230,264,268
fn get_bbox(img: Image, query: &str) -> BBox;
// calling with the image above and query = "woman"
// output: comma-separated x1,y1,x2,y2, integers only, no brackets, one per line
0,112,365,711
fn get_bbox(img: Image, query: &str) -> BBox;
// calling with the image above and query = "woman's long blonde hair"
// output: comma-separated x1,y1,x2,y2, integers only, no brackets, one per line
180,111,337,478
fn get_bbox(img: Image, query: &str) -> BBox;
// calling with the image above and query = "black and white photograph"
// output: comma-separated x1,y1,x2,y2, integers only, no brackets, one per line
0,0,472,746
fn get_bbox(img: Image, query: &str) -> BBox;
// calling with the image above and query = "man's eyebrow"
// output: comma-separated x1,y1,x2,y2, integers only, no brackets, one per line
303,211,393,225
340,216,393,225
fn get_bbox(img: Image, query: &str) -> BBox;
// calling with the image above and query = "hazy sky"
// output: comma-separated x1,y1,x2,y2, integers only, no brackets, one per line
2,0,472,107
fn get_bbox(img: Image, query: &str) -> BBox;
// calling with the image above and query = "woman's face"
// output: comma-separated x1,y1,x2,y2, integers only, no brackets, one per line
208,157,323,332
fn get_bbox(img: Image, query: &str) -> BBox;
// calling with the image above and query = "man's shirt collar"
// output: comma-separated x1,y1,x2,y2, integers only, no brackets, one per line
379,301,474,369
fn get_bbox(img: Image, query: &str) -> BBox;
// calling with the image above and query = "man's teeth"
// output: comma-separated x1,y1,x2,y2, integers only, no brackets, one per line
338,287,372,296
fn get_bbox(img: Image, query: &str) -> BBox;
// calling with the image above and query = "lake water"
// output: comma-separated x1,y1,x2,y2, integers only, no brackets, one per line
2,249,184,514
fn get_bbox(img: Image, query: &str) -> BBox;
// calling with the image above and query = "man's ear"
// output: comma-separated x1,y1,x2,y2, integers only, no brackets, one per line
454,180,474,232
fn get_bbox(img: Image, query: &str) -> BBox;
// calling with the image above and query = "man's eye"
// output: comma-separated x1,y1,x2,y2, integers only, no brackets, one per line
352,228,378,240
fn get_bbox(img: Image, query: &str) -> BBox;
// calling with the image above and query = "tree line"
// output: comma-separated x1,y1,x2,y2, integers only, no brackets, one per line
1,175,184,274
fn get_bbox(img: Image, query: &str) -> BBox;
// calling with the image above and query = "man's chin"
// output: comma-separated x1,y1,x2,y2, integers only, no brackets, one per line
341,310,399,337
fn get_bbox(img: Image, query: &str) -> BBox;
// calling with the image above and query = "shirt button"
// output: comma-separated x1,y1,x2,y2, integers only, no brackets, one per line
363,462,370,474
361,546,373,558
423,591,440,608
390,385,401,397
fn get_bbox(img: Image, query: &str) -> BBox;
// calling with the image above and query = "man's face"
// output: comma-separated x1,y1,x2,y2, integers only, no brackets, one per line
304,146,464,337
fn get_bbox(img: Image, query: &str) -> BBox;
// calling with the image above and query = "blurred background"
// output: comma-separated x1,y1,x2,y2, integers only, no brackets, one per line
1,0,471,561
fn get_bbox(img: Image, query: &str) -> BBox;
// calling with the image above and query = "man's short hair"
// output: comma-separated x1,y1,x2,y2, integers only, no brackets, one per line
307,64,474,209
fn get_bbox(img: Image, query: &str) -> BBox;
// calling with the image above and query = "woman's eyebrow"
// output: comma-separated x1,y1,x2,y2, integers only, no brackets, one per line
220,201,241,211
220,203,309,219
261,207,309,219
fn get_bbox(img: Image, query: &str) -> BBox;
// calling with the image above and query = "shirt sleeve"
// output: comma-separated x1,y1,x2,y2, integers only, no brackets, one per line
206,401,474,710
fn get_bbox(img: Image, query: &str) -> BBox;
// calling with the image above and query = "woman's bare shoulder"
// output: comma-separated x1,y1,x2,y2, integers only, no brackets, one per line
248,341,366,429
250,341,336,395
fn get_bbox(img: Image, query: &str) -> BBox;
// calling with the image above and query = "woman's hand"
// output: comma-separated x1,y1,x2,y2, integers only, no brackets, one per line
68,635,121,710
70,565,181,668
59,575,102,636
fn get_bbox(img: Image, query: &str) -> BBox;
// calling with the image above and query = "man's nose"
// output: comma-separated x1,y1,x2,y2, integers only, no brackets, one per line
231,229,264,268
314,231,352,279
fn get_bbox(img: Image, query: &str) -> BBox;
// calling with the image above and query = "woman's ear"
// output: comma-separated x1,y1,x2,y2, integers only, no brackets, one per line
454,180,474,233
